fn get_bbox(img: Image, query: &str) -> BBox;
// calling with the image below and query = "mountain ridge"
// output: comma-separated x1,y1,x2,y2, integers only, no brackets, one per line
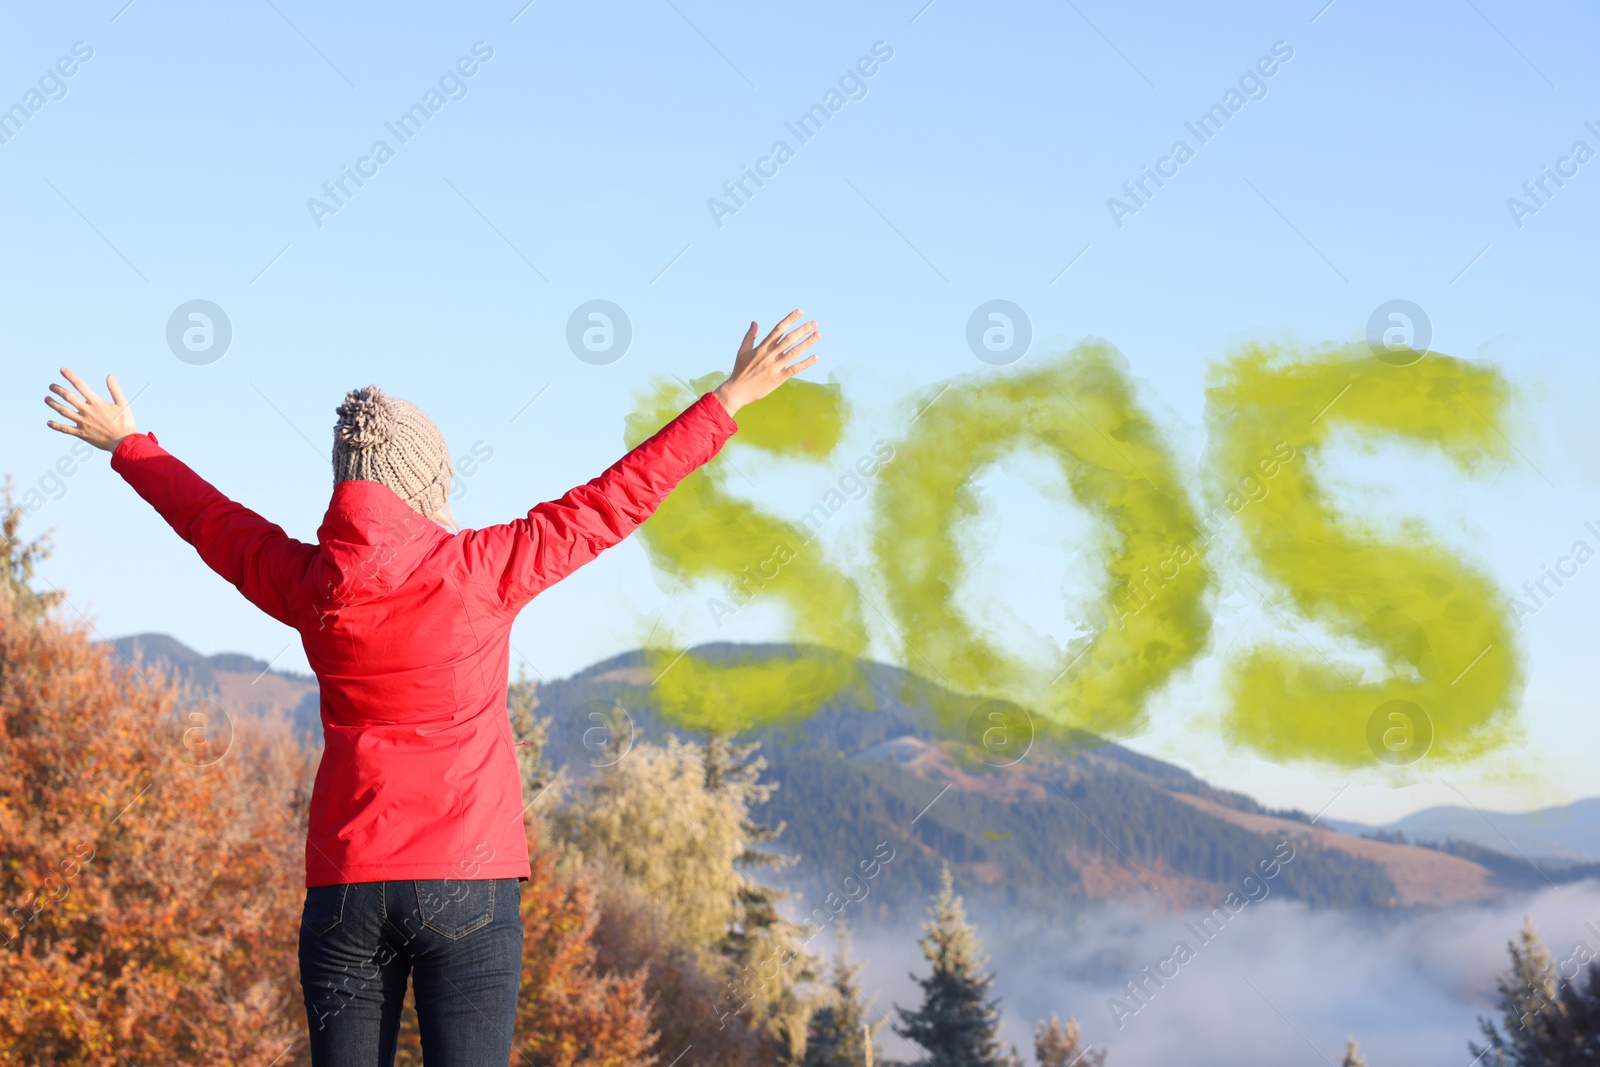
1328,797,1600,865
99,633,1599,916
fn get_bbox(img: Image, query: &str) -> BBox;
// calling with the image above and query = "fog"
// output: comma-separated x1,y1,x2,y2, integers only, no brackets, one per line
837,883,1600,1066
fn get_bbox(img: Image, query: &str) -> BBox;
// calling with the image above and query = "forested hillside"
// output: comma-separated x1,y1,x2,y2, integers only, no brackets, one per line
105,634,1595,918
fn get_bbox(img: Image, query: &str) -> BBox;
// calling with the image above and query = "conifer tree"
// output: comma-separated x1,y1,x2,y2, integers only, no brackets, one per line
1549,962,1600,1065
802,922,881,1067
703,734,817,1061
703,734,796,944
1034,1013,1103,1067
1469,916,1600,1067
893,866,1008,1067
1472,916,1562,1067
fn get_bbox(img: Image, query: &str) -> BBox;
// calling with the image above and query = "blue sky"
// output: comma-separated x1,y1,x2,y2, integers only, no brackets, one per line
3,0,1597,822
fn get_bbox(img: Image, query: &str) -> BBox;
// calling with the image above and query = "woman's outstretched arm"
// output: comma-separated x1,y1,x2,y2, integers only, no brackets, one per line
44,368,317,626
467,310,820,609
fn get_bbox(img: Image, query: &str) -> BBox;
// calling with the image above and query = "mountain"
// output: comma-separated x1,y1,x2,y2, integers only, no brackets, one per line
99,633,1599,917
521,643,1598,917
106,632,321,738
1328,797,1600,865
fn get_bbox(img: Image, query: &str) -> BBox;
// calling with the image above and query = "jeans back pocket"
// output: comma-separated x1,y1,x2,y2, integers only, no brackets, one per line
414,879,496,940
302,884,349,937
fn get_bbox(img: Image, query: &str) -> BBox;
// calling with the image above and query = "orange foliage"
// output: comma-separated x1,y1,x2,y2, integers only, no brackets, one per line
511,846,658,1066
585,879,771,1067
0,595,656,1066
0,599,309,1066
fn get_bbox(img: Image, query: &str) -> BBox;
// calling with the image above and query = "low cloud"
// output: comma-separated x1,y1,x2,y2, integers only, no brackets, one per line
841,883,1600,1066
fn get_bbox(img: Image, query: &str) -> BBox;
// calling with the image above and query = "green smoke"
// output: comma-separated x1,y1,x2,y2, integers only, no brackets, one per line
1205,343,1523,767
626,374,871,732
620,342,1528,769
869,343,1213,738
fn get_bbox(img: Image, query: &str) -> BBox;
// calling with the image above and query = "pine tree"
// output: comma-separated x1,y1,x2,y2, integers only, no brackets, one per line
703,734,818,1058
1034,1013,1103,1067
893,866,1008,1067
1340,1035,1367,1067
1469,917,1600,1067
802,923,881,1067
1548,961,1600,1065
703,733,794,949
1471,917,1562,1067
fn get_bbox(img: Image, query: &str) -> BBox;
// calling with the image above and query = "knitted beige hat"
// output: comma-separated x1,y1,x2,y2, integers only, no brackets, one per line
332,385,451,518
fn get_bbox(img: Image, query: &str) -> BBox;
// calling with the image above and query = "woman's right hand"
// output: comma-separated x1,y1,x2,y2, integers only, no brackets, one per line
712,310,820,418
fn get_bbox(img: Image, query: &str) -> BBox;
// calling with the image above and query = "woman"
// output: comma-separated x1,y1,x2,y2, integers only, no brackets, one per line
42,310,820,1066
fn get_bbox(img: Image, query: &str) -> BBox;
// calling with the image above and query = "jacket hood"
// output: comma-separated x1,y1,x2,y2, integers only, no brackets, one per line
315,480,447,606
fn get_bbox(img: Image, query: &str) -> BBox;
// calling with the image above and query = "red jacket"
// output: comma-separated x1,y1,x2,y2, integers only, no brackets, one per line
111,393,737,886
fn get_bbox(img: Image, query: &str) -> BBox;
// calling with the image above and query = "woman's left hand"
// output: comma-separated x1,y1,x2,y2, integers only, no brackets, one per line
713,310,820,418
45,368,137,452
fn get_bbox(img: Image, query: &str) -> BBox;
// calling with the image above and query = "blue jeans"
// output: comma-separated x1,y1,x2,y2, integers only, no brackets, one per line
298,879,523,1067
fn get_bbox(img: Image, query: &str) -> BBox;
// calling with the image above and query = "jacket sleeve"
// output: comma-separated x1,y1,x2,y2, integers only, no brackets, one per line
110,433,319,627
464,392,738,609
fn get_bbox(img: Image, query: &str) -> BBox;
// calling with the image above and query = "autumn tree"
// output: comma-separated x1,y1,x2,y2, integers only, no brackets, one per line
507,843,659,1066
894,866,1009,1067
0,533,310,1064
553,733,816,1065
